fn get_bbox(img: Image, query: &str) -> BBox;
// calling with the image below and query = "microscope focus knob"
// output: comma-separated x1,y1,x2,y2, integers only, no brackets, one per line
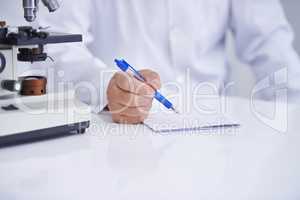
0,52,6,74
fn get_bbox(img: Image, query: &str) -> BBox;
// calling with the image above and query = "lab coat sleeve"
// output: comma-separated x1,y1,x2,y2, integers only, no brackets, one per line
230,0,300,102
34,0,113,113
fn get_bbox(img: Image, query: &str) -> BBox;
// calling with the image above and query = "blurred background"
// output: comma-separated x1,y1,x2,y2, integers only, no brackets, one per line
227,0,300,98
1,0,300,98
283,0,300,54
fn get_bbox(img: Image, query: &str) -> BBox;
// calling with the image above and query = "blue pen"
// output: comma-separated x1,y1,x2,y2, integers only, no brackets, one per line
114,59,179,113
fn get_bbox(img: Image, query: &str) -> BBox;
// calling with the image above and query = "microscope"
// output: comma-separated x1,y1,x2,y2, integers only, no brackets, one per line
0,0,91,146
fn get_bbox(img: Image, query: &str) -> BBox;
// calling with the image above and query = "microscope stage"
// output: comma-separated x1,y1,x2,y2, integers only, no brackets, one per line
0,32,82,46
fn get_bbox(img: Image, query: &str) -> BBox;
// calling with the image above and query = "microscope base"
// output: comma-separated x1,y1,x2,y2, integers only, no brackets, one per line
0,121,89,147
0,91,91,147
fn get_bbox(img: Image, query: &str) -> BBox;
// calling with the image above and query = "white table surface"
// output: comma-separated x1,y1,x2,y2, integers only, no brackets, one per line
0,97,300,200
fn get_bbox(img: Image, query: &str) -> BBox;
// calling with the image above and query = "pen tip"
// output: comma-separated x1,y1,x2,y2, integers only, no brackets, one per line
171,107,180,114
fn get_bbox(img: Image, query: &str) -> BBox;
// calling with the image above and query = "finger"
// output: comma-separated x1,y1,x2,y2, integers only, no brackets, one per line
107,80,153,107
113,72,155,95
108,102,151,116
139,69,161,90
112,114,147,124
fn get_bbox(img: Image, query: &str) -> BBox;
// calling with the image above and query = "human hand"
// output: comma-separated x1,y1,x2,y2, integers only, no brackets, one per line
107,69,161,124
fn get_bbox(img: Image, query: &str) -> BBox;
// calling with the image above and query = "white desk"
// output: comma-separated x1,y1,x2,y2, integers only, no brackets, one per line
0,97,300,200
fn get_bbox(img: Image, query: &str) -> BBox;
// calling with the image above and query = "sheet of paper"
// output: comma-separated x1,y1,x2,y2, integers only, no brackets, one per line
144,112,240,133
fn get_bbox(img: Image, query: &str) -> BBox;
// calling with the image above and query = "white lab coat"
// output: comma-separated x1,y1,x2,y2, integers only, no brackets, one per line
35,0,300,113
